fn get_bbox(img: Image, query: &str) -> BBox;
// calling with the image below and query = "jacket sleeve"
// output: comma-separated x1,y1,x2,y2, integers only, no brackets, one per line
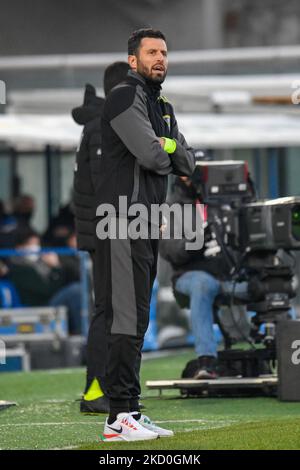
9,264,64,302
106,85,172,176
159,201,205,265
170,114,195,176
159,237,195,265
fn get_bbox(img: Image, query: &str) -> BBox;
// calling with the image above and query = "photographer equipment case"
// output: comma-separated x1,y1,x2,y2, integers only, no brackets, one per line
277,320,300,401
0,306,80,371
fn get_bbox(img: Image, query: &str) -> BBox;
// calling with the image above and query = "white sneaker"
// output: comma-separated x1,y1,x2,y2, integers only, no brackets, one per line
101,412,158,442
131,412,174,437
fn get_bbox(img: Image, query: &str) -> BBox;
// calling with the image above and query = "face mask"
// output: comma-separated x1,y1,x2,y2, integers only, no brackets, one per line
22,245,41,262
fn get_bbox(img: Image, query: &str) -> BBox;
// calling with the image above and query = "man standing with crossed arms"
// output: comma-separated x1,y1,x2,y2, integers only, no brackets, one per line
94,28,195,442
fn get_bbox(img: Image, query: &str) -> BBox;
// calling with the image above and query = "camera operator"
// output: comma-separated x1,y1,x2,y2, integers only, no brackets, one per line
160,175,248,379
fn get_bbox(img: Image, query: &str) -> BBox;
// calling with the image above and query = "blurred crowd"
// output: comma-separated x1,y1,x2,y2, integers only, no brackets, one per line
0,194,84,334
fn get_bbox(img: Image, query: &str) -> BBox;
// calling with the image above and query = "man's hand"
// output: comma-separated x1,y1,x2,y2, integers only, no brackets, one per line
159,215,168,234
203,235,221,258
41,253,60,268
159,137,165,148
159,137,177,154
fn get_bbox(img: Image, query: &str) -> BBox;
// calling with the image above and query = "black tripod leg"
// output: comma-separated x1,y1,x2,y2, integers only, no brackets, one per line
213,305,232,350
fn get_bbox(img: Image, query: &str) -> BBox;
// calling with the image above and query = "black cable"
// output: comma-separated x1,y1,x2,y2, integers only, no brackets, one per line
208,216,236,274
229,277,257,350
207,210,256,348
207,206,258,349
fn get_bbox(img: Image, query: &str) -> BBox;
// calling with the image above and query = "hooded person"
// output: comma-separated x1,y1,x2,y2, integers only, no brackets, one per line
72,83,105,252
72,62,130,414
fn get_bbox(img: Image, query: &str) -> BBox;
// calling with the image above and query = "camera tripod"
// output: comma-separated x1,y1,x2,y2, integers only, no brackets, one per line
218,250,296,378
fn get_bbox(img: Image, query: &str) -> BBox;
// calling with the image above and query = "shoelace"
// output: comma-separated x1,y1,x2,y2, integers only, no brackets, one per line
131,412,155,428
121,416,138,431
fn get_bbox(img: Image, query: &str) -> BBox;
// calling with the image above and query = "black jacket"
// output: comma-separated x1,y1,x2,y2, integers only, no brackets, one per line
9,258,65,306
72,84,104,251
96,71,195,220
159,178,230,285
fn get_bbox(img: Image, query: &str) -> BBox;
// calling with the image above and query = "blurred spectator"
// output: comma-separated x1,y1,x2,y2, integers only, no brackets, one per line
12,194,36,231
0,199,17,248
9,227,82,334
58,227,81,286
43,202,75,247
9,227,63,305
0,260,9,278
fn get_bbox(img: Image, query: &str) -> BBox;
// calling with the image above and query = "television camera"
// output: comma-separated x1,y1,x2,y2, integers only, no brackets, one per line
191,160,300,374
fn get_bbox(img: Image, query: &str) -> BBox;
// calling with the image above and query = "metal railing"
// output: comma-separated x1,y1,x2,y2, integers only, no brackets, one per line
1,45,300,70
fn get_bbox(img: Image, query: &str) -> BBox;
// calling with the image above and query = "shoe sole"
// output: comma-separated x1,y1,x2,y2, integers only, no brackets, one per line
100,434,159,442
142,427,174,438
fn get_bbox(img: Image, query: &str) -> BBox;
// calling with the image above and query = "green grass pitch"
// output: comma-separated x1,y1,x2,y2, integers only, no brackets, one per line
1,350,300,450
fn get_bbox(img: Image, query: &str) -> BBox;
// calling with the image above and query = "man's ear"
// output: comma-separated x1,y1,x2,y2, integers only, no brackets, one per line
128,55,137,71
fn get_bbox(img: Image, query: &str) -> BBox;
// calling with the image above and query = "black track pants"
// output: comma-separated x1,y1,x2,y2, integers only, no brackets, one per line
84,252,107,394
91,229,158,408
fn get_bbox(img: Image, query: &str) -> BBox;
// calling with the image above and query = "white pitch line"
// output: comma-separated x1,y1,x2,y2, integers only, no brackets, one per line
2,419,238,450
42,399,70,403
0,418,236,427
0,422,105,427
45,369,84,375
47,445,81,450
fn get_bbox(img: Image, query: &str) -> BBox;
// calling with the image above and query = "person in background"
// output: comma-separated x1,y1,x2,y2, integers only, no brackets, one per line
160,176,249,379
72,61,130,414
58,228,80,285
43,201,75,247
12,194,36,231
9,227,82,334
0,199,17,248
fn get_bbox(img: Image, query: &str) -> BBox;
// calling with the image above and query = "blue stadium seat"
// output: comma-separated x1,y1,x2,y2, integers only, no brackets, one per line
0,280,22,308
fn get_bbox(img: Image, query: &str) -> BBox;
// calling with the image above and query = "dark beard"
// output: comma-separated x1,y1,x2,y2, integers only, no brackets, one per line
143,76,162,101
146,73,166,85
137,63,166,85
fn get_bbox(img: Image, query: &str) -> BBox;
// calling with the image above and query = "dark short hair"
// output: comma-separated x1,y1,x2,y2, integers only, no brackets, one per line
13,227,39,247
103,61,130,96
128,28,166,56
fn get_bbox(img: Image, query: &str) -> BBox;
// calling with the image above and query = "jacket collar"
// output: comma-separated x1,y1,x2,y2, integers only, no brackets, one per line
127,69,145,85
127,70,162,101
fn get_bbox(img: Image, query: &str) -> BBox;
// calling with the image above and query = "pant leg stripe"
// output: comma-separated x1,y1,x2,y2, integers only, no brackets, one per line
110,237,137,335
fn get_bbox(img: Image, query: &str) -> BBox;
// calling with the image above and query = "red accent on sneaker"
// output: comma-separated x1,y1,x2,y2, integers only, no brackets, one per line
122,418,137,430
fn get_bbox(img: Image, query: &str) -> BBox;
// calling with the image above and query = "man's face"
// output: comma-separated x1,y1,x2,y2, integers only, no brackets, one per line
18,236,40,250
129,37,168,83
